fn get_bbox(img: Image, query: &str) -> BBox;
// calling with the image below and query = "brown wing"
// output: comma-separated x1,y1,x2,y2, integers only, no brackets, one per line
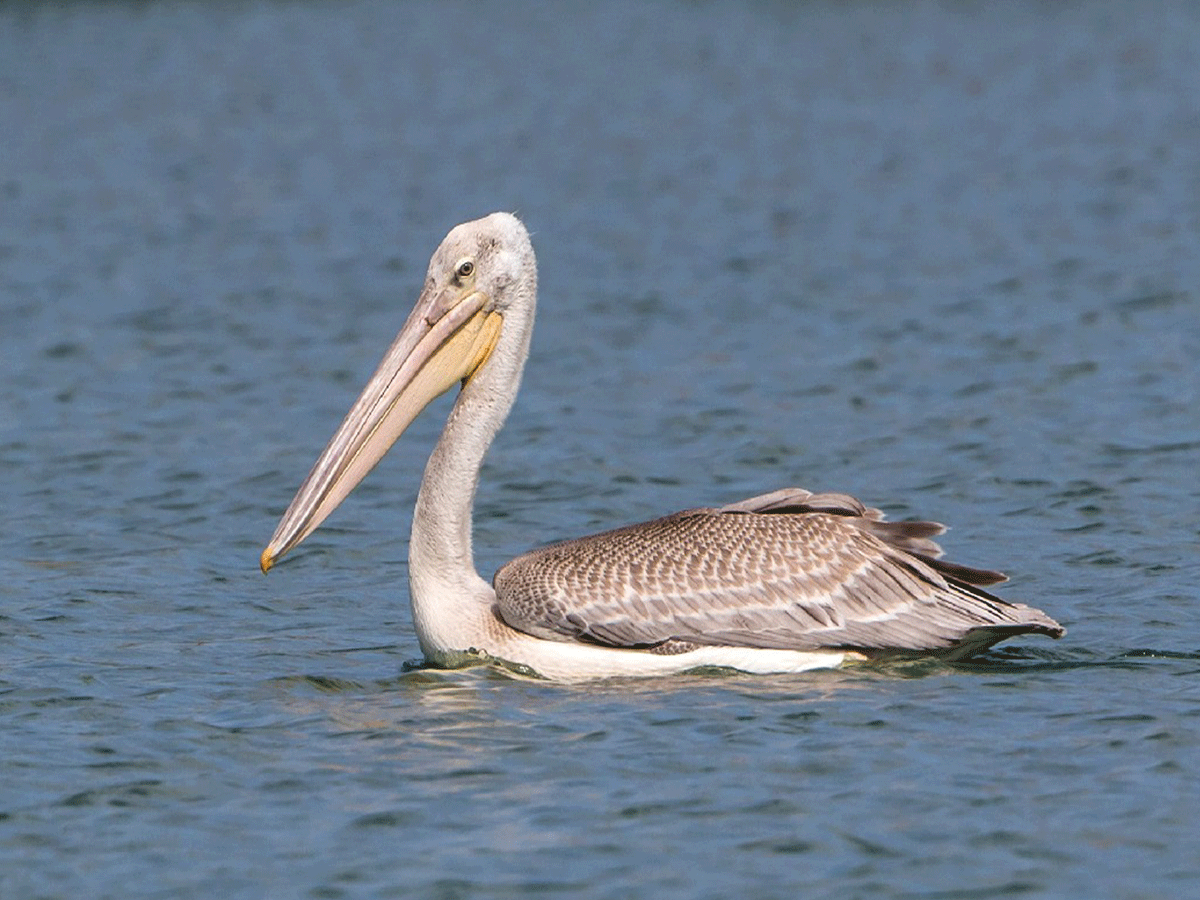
492,488,1064,657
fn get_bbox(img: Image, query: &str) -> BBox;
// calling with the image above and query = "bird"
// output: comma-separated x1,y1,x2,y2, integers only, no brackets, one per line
260,212,1064,681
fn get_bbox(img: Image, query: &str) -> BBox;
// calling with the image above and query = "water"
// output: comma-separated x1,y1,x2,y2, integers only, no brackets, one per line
2,1,1198,897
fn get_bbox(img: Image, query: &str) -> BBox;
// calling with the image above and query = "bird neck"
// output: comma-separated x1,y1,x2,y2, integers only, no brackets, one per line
407,300,533,656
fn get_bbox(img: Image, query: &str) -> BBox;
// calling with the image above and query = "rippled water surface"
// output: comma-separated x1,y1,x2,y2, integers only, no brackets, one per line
3,1,1199,898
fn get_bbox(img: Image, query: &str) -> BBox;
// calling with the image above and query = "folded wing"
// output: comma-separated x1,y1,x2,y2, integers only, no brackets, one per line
492,488,1064,658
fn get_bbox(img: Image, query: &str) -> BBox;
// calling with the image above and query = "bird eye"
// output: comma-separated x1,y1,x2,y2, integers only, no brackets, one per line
455,260,475,280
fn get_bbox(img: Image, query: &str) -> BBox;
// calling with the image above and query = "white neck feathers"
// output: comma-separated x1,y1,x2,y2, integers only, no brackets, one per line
406,270,536,656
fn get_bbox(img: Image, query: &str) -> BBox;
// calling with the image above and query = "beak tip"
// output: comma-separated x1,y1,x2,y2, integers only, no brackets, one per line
259,547,275,574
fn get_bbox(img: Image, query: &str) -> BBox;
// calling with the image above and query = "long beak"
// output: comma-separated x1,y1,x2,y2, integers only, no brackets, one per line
260,286,503,573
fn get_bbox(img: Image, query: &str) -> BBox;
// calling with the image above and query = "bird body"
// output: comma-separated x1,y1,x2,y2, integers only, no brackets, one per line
261,213,1063,681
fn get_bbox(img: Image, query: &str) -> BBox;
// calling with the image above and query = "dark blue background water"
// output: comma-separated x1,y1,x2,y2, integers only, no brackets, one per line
2,2,1198,898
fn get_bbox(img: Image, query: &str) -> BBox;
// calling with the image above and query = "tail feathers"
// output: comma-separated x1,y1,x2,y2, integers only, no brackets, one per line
940,619,1065,660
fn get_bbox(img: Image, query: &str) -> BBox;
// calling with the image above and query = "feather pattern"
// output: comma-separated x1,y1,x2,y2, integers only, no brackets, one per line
493,488,1064,658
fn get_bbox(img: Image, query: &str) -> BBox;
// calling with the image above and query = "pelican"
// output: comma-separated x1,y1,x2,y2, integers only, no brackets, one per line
260,212,1064,681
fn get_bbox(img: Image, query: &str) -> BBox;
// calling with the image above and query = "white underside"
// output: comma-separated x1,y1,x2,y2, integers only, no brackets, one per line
427,629,857,682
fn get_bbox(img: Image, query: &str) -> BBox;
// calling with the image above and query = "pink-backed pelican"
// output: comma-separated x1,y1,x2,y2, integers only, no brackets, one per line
260,213,1063,680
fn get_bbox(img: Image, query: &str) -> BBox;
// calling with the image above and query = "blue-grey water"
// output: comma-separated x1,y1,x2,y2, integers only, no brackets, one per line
3,1,1198,898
